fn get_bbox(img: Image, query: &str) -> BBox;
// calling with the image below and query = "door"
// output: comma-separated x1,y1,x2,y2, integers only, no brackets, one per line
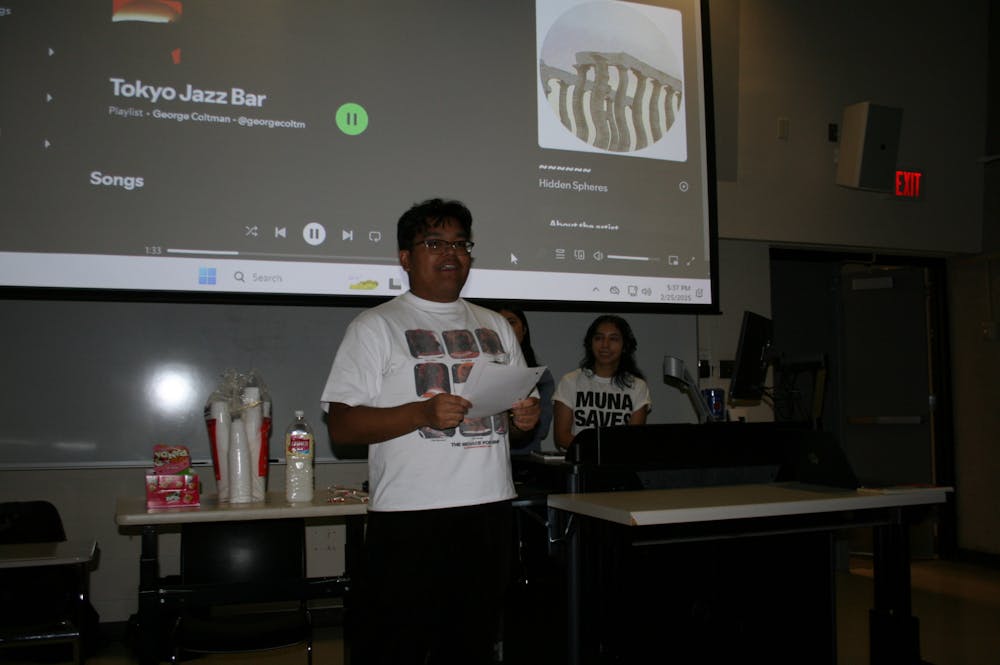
839,265,935,486
838,264,937,556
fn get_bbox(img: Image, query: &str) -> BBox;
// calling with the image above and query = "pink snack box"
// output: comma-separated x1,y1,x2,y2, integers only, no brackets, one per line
145,472,200,509
153,444,192,475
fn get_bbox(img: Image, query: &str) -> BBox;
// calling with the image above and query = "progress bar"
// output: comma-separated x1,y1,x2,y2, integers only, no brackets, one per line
165,247,398,263
607,254,652,261
167,248,239,256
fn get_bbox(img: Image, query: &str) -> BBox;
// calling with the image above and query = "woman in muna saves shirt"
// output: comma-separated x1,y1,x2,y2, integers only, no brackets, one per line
553,315,651,450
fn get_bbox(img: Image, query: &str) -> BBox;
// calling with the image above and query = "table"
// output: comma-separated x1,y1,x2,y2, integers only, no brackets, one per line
548,482,951,665
116,492,367,665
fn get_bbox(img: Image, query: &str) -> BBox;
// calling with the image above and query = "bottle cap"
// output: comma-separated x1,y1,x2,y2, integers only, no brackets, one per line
295,410,305,418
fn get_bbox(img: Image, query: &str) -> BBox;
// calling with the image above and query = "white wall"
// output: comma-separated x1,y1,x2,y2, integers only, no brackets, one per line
948,255,1000,555
946,0,1000,556
716,0,988,254
712,0,994,556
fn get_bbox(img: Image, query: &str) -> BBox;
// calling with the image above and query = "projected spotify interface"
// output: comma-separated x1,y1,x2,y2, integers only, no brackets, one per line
0,0,715,307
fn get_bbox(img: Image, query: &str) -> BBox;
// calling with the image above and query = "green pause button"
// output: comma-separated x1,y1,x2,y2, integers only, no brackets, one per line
336,103,369,135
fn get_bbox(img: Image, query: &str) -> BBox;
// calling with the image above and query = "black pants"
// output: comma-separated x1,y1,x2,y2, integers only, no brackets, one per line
354,501,513,665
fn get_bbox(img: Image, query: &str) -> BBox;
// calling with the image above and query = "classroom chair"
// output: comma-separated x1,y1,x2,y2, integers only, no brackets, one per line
0,500,99,665
162,517,314,664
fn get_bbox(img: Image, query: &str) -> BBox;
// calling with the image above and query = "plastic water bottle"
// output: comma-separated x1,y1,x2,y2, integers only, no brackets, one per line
285,410,314,502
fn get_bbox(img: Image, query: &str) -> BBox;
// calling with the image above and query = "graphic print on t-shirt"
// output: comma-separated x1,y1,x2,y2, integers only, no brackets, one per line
451,362,475,384
415,362,451,397
405,329,445,358
573,390,636,428
409,327,508,441
443,329,480,359
475,328,504,356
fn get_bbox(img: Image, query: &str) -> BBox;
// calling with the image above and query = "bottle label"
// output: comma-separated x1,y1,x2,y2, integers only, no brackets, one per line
287,432,313,456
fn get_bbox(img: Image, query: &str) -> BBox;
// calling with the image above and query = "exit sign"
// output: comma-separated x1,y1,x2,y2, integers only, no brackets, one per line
895,170,923,198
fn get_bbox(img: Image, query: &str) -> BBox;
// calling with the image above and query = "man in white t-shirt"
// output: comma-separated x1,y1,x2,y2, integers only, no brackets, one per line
321,198,540,665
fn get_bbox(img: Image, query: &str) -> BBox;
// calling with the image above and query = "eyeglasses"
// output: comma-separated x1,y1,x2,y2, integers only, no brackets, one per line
415,239,475,254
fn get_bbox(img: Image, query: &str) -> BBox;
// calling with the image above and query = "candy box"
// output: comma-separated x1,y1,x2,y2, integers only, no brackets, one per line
153,444,193,475
145,471,200,508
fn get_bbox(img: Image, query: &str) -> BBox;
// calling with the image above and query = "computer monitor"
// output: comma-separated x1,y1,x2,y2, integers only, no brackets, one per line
729,310,774,403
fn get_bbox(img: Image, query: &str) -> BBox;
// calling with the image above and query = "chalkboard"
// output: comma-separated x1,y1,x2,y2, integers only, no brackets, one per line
0,299,364,468
0,298,697,468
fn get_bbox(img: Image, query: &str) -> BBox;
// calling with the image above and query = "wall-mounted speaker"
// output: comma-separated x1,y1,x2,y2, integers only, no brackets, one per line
835,101,903,192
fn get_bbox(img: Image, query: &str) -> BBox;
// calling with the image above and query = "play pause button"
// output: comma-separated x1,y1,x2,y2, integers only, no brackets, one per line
303,222,326,246
335,103,369,136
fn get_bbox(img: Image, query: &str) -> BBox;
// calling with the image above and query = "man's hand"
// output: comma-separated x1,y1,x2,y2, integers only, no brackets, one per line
509,397,541,432
421,393,472,430
329,394,472,446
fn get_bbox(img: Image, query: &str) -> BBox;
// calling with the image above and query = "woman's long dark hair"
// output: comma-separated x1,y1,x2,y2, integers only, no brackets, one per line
494,303,539,367
580,315,645,389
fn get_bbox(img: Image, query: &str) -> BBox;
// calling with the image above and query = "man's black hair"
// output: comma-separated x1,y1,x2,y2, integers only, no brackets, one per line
397,198,473,251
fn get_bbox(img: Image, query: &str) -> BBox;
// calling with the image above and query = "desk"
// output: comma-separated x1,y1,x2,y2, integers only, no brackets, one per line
0,539,97,665
116,493,367,665
0,540,97,569
549,482,950,665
